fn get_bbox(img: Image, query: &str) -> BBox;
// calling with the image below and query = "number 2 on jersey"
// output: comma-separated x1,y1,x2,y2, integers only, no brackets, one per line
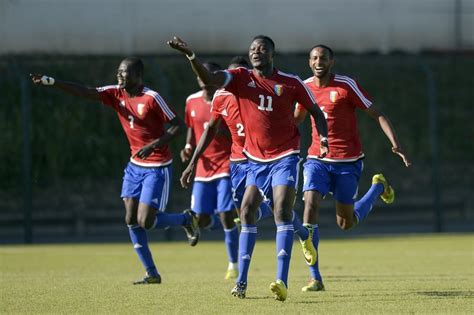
236,123,245,136
257,94,273,111
128,115,134,128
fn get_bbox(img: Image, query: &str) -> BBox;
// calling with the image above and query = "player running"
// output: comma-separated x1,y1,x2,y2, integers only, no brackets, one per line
168,36,329,301
180,56,318,286
30,57,200,285
181,62,239,280
294,45,411,292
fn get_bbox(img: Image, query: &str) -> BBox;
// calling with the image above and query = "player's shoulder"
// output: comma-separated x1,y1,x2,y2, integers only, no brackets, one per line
142,86,168,104
276,69,305,85
333,74,361,88
186,90,204,103
213,88,233,99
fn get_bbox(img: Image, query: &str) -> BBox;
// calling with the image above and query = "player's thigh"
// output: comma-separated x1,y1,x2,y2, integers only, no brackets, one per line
121,162,143,202
230,162,248,210
247,161,273,208
123,197,139,225
332,161,362,205
302,159,331,197
191,181,218,216
303,190,323,224
140,165,172,212
137,202,157,229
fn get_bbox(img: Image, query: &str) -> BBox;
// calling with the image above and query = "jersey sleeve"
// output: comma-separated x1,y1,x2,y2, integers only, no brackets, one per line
148,92,177,123
222,68,245,95
211,90,232,117
184,102,193,128
346,78,373,109
293,77,317,110
96,85,120,109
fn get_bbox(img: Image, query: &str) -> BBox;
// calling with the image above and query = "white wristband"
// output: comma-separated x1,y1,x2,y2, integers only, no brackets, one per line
41,75,55,85
320,137,328,143
186,52,195,61
184,144,193,150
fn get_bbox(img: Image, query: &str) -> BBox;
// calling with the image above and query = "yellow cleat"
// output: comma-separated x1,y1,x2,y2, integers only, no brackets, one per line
224,268,238,280
301,279,325,292
300,227,317,266
269,279,288,301
372,174,395,204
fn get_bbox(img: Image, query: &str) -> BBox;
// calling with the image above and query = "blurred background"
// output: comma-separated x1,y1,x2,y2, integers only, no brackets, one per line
1,0,472,243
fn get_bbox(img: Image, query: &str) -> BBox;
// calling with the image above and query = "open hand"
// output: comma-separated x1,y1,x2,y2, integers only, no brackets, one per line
180,164,195,189
392,147,411,167
133,143,155,160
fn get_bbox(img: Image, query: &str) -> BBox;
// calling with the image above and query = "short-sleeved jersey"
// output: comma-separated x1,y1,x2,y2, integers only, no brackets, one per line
211,89,246,162
224,67,317,162
96,85,176,166
185,91,232,181
297,74,373,162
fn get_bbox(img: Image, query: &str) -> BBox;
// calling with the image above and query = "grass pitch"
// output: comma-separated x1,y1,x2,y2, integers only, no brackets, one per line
1,234,473,314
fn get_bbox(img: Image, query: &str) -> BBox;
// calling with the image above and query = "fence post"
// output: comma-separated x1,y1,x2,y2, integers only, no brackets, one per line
21,76,33,243
419,58,442,232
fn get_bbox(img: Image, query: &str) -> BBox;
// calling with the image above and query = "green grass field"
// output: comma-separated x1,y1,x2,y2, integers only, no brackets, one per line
1,234,473,314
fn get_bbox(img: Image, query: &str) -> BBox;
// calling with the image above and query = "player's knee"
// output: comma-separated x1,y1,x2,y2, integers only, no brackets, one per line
274,208,292,223
137,214,154,229
337,218,355,231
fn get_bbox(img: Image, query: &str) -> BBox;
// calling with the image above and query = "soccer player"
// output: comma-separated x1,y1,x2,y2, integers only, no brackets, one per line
294,45,411,292
181,61,239,280
180,56,318,283
168,36,329,301
30,57,200,285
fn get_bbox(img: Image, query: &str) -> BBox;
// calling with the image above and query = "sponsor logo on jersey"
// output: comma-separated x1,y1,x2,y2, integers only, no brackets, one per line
330,90,338,103
137,103,145,116
274,84,283,96
247,80,256,88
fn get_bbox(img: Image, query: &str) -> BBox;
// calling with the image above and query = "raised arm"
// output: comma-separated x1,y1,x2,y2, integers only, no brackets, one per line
133,116,186,160
30,74,101,101
364,105,411,167
167,36,228,88
180,116,222,188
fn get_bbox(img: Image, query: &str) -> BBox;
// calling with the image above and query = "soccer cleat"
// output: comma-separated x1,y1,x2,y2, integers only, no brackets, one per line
132,273,162,285
372,174,395,204
301,279,325,292
231,281,247,299
300,227,317,266
224,268,238,280
269,279,287,301
182,209,200,246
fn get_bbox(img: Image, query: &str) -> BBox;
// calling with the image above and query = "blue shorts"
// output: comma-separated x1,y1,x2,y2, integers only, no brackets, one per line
302,159,363,204
121,162,172,211
191,177,235,215
246,155,301,206
230,161,249,210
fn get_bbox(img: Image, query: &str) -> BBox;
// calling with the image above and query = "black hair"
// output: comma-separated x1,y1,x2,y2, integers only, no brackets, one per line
228,56,250,68
202,62,222,72
309,44,334,59
252,35,275,51
122,56,144,76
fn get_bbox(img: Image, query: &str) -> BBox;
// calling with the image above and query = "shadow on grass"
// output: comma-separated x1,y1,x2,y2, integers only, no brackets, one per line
417,291,473,298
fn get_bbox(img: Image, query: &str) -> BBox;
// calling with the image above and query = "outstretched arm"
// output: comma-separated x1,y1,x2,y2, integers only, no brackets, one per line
180,116,222,188
30,74,100,101
133,116,186,160
364,105,411,167
167,36,228,87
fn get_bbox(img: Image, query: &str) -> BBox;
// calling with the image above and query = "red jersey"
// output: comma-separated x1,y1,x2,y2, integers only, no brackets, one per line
224,67,317,162
297,74,373,162
97,85,176,166
211,89,246,162
185,91,232,181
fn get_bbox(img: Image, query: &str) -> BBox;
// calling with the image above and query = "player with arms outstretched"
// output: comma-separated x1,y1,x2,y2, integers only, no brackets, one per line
168,36,329,301
30,57,200,285
294,45,411,292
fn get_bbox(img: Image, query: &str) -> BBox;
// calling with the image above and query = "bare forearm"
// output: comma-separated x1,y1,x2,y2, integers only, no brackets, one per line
53,80,100,101
189,125,218,165
312,107,328,138
378,116,401,148
152,122,185,148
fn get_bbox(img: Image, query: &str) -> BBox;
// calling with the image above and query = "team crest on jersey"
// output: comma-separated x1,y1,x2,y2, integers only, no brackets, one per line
137,103,145,116
274,84,283,96
330,91,338,103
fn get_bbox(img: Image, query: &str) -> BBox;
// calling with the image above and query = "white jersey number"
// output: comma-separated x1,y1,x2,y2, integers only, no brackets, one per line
128,115,134,129
236,123,245,136
257,94,273,111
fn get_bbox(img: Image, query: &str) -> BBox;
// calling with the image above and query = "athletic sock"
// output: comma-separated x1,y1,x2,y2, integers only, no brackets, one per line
354,183,384,224
236,224,257,284
276,222,294,287
128,224,158,277
153,212,188,229
292,210,309,241
305,224,322,282
224,226,239,264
